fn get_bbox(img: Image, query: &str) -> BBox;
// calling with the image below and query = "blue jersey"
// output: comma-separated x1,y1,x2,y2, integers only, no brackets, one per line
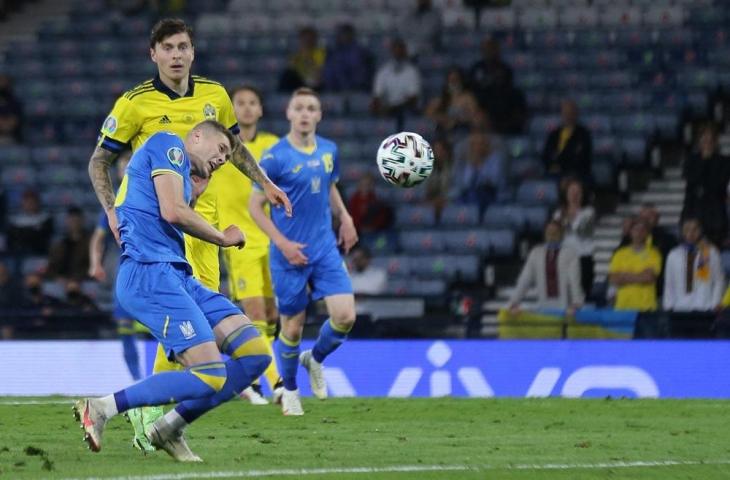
257,135,340,265
115,132,192,264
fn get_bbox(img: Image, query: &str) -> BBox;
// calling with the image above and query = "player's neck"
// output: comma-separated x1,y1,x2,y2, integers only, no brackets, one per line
287,131,315,149
238,124,258,143
159,72,190,97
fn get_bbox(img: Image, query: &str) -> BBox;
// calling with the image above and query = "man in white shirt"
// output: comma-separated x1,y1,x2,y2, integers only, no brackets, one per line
509,221,583,312
349,246,388,295
663,217,725,311
370,38,421,125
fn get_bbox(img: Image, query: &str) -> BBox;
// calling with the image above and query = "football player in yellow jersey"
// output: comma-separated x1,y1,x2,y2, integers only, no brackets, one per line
89,18,291,453
216,85,281,405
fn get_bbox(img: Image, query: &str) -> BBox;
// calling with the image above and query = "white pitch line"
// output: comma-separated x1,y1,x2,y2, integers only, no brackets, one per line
0,399,73,405
57,459,730,480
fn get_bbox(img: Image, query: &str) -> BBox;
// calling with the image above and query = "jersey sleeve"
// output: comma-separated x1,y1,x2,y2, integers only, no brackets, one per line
98,95,141,153
254,150,281,191
217,89,240,135
331,144,340,184
148,134,189,179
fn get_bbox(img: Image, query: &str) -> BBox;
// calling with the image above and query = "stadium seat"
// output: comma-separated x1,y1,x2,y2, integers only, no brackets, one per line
409,254,480,282
599,7,641,27
395,205,436,228
442,229,491,254
440,204,480,227
516,180,558,205
483,204,525,231
479,8,516,30
621,137,647,164
399,230,446,253
558,7,598,27
518,8,558,29
371,255,411,277
387,278,447,297
521,205,550,234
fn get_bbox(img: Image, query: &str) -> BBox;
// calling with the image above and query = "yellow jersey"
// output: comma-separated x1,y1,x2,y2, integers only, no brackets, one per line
98,74,239,291
98,75,238,153
214,131,279,254
609,245,662,311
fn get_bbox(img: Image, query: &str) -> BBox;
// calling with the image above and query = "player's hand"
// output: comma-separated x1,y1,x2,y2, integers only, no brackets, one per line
221,225,246,249
338,216,358,254
280,239,308,266
89,264,106,282
106,209,121,246
263,182,292,217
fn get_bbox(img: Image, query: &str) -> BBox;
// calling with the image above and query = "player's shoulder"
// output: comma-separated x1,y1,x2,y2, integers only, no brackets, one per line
315,135,337,151
146,131,184,151
258,131,279,143
121,79,156,102
192,75,227,94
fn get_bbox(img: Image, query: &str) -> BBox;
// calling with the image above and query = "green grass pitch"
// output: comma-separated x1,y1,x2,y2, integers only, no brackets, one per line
0,397,729,479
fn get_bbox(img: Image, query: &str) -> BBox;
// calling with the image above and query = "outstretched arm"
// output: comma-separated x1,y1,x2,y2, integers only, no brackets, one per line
88,227,107,282
249,190,308,266
230,138,292,216
88,147,121,244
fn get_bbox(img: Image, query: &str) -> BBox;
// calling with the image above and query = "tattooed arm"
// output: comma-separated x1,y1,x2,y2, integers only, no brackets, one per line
229,138,293,216
88,146,121,244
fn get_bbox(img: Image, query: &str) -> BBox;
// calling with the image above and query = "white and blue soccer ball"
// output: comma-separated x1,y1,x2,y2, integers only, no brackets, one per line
376,131,434,188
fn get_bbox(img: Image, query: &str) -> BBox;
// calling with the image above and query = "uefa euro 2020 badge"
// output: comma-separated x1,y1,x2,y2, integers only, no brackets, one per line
167,147,184,167
102,116,117,134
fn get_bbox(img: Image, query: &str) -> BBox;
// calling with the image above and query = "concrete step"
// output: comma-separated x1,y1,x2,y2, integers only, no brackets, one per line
632,191,684,203
648,180,685,192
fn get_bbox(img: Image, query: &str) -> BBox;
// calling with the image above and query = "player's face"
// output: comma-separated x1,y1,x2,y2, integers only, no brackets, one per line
189,130,232,179
150,32,194,82
233,90,263,127
287,94,322,135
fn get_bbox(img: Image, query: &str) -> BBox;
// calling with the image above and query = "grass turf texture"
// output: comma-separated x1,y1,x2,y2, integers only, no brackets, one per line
0,397,728,479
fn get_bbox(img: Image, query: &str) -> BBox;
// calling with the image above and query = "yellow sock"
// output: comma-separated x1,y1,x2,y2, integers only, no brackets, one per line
251,320,281,389
152,342,183,373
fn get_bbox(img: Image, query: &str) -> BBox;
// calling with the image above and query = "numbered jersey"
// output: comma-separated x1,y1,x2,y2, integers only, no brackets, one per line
256,135,340,265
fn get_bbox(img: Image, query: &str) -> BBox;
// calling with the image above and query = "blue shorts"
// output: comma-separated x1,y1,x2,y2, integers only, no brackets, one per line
116,258,241,358
113,298,133,321
270,247,353,316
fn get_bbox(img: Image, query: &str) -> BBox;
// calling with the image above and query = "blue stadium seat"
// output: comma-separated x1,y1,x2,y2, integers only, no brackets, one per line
409,254,480,282
442,229,491,254
399,230,446,253
486,229,517,257
395,204,436,228
505,135,533,159
0,146,30,164
516,180,558,205
21,256,48,276
387,278,447,297
509,157,543,181
370,255,411,278
440,204,480,227
346,93,372,115
621,138,647,164
584,114,612,135
521,205,549,233
592,162,615,189
391,186,427,204
483,204,525,231
2,166,36,186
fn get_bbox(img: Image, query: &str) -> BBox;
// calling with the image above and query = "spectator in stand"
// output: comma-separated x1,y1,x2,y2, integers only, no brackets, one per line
425,67,481,141
0,74,22,144
322,24,373,92
542,99,592,185
663,217,725,312
468,37,513,108
279,26,325,92
371,38,421,131
347,173,393,235
0,261,19,339
64,280,99,313
7,188,53,255
553,178,595,300
451,130,506,212
348,246,388,295
682,123,730,247
401,0,441,58
609,217,662,311
46,206,91,282
425,137,454,215
509,220,583,312
21,272,62,324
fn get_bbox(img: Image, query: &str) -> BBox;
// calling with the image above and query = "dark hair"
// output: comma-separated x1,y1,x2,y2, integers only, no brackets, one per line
67,205,83,216
193,120,237,152
681,216,702,228
436,66,467,114
229,84,263,104
150,18,194,48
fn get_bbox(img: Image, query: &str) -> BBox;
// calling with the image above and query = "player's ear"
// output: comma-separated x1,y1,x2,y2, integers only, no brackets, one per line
150,47,157,64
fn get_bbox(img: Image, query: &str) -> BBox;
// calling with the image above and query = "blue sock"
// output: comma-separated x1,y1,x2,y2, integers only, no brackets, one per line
274,334,300,391
113,362,226,413
175,325,271,424
120,334,141,380
312,318,349,363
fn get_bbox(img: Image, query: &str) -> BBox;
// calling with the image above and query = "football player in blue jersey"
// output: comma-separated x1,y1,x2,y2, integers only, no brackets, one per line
74,120,277,462
249,88,358,415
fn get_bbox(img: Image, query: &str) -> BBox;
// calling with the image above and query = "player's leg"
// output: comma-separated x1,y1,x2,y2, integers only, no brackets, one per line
300,250,356,399
116,313,141,381
238,296,272,404
75,262,227,453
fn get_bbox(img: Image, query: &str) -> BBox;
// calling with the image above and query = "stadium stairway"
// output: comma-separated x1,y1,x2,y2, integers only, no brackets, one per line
0,0,72,49
479,166,685,337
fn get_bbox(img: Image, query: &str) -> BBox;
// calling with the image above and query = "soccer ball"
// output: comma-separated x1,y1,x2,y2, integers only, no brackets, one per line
376,132,434,188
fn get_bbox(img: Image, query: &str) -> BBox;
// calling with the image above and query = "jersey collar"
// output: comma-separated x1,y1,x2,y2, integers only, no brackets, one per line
152,74,195,100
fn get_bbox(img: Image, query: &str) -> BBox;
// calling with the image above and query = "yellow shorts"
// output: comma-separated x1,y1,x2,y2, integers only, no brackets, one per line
224,247,274,301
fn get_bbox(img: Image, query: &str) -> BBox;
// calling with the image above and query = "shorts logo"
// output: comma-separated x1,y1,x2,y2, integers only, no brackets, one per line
179,321,196,340
102,116,117,134
203,103,216,119
167,147,184,167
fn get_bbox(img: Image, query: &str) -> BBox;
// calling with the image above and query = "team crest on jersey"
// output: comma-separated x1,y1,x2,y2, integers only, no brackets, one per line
311,176,321,194
167,147,184,167
203,103,216,119
179,321,196,340
102,116,117,134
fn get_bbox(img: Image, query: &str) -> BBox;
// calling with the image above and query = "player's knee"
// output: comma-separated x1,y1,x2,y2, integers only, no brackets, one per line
332,312,356,332
189,362,228,393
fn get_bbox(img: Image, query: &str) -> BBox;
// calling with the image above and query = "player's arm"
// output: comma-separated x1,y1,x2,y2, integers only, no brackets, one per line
154,173,244,249
229,138,292,216
329,183,358,254
88,227,107,282
249,189,307,266
88,147,121,243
